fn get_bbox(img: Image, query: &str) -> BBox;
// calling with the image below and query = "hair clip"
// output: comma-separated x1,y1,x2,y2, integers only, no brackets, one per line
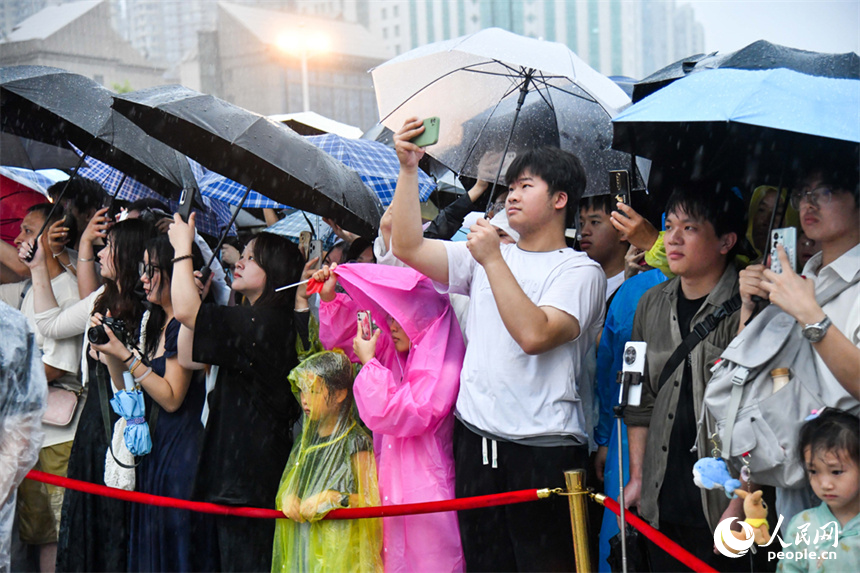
804,408,826,421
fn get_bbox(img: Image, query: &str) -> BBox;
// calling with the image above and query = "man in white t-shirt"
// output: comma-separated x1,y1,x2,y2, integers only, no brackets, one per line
0,204,82,572
389,119,605,571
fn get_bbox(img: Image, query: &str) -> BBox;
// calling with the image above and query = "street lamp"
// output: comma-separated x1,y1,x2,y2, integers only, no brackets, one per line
276,26,330,113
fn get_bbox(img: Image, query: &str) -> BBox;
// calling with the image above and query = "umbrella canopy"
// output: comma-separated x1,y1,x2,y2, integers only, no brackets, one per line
0,66,197,200
75,152,236,237
633,40,860,102
112,85,384,237
263,210,336,248
371,28,630,184
457,84,649,197
613,68,860,191
0,166,56,196
305,133,436,204
0,133,83,170
195,167,285,209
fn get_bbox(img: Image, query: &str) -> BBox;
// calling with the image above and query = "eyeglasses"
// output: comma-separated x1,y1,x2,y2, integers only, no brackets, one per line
790,187,833,210
138,261,158,278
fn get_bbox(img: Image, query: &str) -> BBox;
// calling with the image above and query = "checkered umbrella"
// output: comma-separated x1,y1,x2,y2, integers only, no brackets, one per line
305,134,436,205
263,210,336,249
75,151,235,237
194,162,285,209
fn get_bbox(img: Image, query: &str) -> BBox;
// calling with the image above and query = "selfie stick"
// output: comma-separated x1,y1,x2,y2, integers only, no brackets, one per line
614,356,644,573
197,185,250,285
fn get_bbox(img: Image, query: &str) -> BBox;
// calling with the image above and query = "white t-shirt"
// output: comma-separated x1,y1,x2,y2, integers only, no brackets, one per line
803,243,860,413
437,241,606,443
606,270,625,301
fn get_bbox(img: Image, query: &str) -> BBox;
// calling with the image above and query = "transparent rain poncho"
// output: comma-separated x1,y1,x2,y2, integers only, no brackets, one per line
0,302,47,570
273,350,382,573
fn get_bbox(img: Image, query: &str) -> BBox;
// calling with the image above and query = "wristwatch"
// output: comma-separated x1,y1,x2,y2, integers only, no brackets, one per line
801,315,832,343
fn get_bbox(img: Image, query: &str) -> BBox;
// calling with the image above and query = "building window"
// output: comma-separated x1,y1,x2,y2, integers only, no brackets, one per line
394,24,400,36
395,44,402,55
383,27,388,39
382,7,387,19
393,5,399,17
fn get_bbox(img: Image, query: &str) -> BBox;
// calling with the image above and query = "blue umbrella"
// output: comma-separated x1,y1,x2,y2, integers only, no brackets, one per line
194,162,286,209
614,68,860,144
611,68,860,191
110,373,151,456
305,134,436,205
75,150,236,236
263,210,336,250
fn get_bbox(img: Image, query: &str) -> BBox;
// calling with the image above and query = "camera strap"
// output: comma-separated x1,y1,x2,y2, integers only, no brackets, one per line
656,294,741,390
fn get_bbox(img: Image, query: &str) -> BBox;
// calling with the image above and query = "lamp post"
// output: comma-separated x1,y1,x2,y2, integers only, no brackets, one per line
277,26,330,113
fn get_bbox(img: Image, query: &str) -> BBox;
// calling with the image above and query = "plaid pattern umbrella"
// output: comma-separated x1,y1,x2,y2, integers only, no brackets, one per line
305,134,436,205
75,150,235,237
194,162,286,209
263,210,336,249
0,166,56,196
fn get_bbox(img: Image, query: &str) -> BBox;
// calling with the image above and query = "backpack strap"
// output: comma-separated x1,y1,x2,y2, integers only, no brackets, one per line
657,294,742,390
720,274,859,459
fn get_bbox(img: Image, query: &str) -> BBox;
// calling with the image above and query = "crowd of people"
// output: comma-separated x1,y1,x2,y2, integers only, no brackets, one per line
0,116,858,573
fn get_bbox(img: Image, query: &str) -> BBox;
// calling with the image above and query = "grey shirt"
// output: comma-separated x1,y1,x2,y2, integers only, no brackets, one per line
624,263,740,529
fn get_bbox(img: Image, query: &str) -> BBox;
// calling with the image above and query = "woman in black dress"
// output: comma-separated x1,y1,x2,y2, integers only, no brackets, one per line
168,214,304,572
88,234,214,571
56,218,156,572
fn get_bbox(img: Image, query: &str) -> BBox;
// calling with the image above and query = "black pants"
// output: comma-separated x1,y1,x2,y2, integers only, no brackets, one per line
454,420,589,572
649,521,766,573
211,513,275,572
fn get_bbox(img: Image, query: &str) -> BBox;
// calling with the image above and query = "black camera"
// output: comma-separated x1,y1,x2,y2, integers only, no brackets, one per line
87,317,130,346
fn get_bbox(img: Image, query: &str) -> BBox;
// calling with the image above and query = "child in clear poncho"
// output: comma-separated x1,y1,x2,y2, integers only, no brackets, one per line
273,350,382,573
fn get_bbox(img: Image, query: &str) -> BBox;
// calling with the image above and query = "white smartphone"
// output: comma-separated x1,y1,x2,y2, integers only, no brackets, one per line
307,239,323,270
770,227,797,274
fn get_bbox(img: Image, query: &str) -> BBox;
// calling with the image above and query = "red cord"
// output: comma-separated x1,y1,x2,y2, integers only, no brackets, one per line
603,496,719,573
25,470,540,520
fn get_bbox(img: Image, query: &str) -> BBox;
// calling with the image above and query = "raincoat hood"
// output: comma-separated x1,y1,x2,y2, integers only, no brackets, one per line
333,263,452,346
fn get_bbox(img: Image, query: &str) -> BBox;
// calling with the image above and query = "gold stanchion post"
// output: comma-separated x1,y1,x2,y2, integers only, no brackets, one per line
565,469,591,573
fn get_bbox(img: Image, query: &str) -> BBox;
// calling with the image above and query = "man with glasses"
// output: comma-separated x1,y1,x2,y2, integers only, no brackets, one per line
738,156,860,521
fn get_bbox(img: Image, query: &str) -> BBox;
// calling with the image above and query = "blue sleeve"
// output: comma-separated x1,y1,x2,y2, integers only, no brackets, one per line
594,319,620,446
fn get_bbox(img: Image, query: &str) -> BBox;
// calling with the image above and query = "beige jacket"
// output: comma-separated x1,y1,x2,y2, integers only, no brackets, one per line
625,263,740,529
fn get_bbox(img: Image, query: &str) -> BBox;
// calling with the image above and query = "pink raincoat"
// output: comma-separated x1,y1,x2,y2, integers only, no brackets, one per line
319,264,465,573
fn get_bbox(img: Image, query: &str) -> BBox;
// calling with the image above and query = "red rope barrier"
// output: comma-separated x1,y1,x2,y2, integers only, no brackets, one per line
602,496,719,573
25,470,542,520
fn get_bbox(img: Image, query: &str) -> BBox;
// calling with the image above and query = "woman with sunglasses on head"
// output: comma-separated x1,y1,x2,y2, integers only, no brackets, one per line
87,233,215,571
24,216,157,573
168,214,304,573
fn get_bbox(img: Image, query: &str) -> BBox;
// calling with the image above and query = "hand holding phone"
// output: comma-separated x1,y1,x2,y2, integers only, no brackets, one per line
307,239,323,270
409,117,440,148
357,311,373,340
769,227,797,274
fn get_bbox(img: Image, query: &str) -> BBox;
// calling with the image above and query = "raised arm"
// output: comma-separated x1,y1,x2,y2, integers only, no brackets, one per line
389,118,450,284
168,213,202,330
76,207,110,299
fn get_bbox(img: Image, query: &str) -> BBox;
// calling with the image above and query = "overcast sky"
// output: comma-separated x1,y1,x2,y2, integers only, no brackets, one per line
689,0,860,55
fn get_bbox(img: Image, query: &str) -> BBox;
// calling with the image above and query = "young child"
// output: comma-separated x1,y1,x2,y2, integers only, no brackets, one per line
272,350,382,573
778,409,860,573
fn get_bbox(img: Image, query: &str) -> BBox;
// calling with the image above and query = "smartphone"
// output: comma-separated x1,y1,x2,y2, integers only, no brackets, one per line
357,310,373,340
619,341,647,407
307,239,323,269
176,187,194,222
298,231,311,259
410,117,440,148
609,170,631,210
769,227,797,274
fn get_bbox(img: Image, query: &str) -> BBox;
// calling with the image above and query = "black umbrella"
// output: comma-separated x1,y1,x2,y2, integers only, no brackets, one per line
0,133,84,170
112,85,384,237
633,40,860,102
456,85,649,199
0,66,198,200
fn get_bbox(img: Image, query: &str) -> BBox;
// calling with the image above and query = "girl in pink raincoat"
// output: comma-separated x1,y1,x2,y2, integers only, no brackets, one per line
314,262,465,573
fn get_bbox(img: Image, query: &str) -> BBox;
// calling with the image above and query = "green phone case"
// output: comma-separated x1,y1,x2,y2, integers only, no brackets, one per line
410,117,440,147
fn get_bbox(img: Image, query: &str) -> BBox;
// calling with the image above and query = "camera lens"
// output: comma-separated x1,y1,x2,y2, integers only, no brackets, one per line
87,325,109,345
773,232,779,240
